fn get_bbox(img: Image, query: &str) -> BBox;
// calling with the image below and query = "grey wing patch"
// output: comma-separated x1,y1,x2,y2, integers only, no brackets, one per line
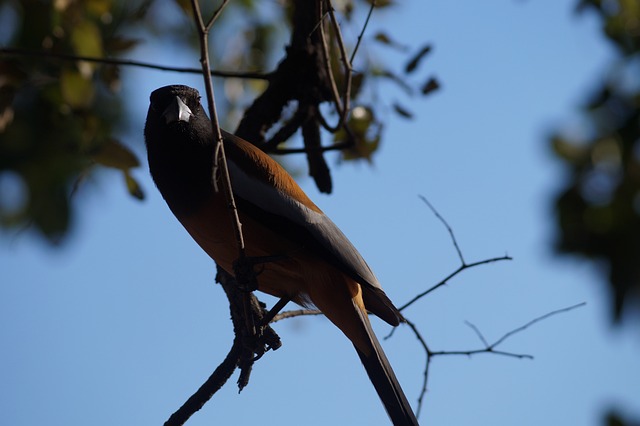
227,157,382,290
307,213,384,290
228,157,402,325
301,212,402,325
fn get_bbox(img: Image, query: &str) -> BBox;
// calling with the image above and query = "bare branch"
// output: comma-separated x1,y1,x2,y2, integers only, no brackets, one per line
270,140,353,155
351,0,375,64
402,318,431,417
316,0,353,133
491,302,586,348
418,194,465,264
0,47,271,80
401,303,585,417
189,0,244,254
399,195,512,311
164,340,242,426
205,0,229,30
464,320,489,347
272,308,323,323
398,255,512,311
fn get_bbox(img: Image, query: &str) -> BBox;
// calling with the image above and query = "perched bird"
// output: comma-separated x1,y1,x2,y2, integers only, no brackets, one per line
144,85,419,426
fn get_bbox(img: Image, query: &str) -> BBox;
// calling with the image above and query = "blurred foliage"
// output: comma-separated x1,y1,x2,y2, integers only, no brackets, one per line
0,0,150,242
605,409,640,426
551,0,640,322
0,0,435,243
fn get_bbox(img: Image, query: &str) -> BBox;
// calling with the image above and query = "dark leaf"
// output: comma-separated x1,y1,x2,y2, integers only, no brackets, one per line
365,0,394,8
405,43,432,74
105,36,141,53
392,102,413,119
421,77,440,95
373,32,408,50
93,139,140,170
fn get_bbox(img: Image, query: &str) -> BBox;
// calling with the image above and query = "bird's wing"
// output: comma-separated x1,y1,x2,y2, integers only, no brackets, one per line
222,131,382,292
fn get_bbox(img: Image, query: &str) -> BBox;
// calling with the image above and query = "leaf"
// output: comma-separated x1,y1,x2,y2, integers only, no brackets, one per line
85,0,113,17
374,32,392,45
93,139,140,170
60,69,95,108
373,68,413,95
335,105,382,162
421,77,440,95
373,32,408,50
105,36,140,53
71,20,104,58
365,0,394,7
172,0,193,15
405,43,432,74
392,102,413,119
124,171,145,200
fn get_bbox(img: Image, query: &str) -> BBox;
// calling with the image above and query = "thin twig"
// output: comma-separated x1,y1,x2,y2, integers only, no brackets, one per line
317,1,345,129
316,0,353,133
326,1,352,120
270,140,353,155
272,308,323,323
399,195,512,311
189,0,244,254
0,47,271,80
418,194,465,264
398,255,512,311
205,0,229,30
464,320,489,347
402,318,431,417
403,302,585,417
350,0,375,64
491,302,586,347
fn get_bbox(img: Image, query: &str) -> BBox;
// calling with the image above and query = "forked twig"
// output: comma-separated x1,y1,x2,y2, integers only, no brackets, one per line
403,303,585,417
388,195,585,418
399,196,512,311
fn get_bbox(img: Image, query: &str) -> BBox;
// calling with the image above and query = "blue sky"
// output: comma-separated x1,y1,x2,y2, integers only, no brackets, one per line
1,1,639,425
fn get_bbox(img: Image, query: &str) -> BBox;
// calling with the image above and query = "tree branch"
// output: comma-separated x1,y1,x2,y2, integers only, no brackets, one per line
0,47,272,80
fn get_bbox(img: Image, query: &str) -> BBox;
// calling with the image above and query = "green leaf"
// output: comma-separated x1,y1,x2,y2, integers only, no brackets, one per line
93,139,140,170
60,69,95,108
124,171,145,200
373,32,408,50
71,20,104,58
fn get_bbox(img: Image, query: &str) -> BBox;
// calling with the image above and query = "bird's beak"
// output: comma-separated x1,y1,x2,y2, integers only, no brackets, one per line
162,96,193,124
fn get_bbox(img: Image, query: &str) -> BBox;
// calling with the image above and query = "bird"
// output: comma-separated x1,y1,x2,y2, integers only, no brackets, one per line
144,84,419,426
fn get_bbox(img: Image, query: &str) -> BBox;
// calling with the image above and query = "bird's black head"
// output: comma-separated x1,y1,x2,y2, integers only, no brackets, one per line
146,85,210,138
144,85,215,216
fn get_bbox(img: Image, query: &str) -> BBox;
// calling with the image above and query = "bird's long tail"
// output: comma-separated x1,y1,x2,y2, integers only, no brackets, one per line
353,302,420,426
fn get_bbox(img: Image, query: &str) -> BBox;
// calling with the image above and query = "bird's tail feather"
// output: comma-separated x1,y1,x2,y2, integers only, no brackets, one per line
354,302,420,426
